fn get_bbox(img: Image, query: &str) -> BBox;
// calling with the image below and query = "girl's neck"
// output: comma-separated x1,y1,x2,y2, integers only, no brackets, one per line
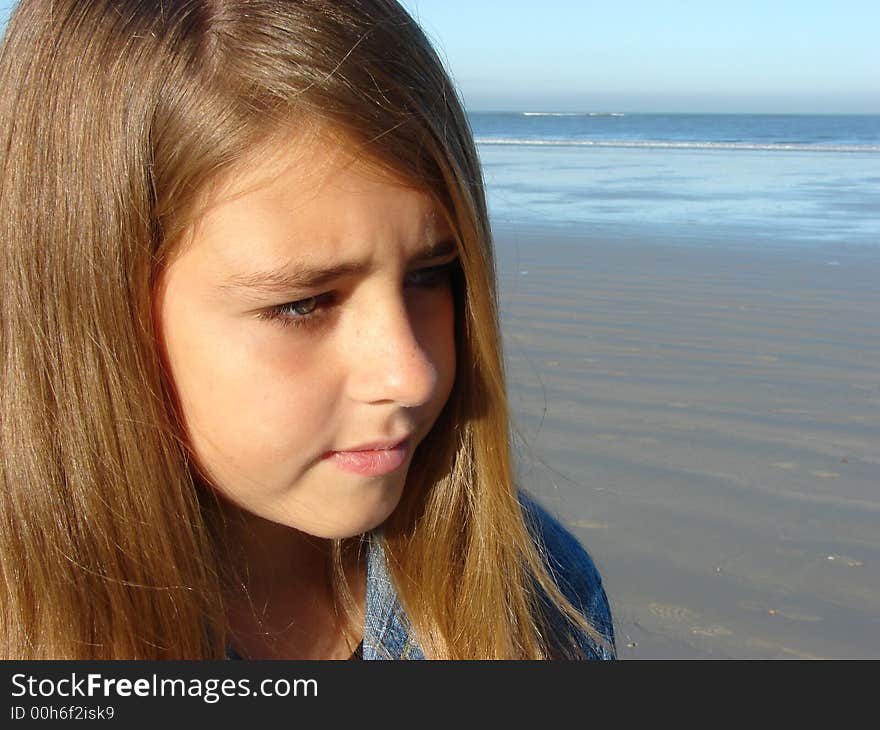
215,501,365,659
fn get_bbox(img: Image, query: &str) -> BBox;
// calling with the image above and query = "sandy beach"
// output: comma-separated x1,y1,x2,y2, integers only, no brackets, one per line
496,226,880,658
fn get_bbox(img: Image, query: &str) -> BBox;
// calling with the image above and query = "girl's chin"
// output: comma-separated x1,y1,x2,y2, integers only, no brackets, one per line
300,495,404,539
270,486,406,539
200,467,408,538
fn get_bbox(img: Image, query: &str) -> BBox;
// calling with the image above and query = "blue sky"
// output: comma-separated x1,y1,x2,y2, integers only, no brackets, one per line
401,0,879,113
2,1,877,112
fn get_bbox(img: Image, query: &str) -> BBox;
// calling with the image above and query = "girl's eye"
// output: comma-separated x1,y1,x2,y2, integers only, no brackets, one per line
258,293,332,329
287,297,317,316
405,258,460,288
258,258,459,331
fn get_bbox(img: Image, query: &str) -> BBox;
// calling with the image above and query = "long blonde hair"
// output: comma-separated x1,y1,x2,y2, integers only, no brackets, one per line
0,0,609,659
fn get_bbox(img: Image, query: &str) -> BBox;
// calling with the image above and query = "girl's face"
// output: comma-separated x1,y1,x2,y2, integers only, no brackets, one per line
154,135,457,538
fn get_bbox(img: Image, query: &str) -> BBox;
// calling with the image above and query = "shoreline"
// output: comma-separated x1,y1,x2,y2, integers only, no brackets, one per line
494,226,880,658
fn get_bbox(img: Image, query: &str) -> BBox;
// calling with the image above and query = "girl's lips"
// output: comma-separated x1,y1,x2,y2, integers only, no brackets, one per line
327,439,410,476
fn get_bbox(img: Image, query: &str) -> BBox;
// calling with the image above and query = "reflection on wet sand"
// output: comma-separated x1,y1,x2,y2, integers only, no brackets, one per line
499,230,880,659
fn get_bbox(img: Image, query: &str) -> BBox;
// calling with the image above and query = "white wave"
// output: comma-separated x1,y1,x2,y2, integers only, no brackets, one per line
475,137,880,153
521,112,625,117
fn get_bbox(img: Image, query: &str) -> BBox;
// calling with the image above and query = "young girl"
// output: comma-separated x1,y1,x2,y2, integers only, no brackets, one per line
0,0,614,660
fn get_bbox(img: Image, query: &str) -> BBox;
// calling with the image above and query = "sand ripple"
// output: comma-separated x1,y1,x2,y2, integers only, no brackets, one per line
648,602,699,622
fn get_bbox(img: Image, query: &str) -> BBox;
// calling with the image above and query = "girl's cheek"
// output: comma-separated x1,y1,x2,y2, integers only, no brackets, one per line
234,320,330,376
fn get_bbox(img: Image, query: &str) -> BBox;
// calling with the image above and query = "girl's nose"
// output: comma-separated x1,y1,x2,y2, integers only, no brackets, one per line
345,294,438,408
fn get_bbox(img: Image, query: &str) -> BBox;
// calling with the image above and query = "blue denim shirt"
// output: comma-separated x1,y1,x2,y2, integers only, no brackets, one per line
363,493,615,660
228,493,615,660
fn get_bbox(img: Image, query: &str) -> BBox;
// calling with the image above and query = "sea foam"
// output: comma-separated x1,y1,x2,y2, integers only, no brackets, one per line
522,112,625,117
475,138,880,153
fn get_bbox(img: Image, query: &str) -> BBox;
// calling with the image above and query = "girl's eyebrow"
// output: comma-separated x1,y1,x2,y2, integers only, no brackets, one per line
219,239,458,296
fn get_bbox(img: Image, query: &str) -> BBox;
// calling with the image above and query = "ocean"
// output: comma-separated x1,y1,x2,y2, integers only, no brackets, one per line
470,112,880,251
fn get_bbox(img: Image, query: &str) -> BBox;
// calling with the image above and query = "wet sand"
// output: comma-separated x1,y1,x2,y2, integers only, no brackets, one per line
495,226,880,658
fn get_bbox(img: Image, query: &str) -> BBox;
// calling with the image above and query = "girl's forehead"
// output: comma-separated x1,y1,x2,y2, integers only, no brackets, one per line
176,135,452,275
174,127,451,264
210,124,410,201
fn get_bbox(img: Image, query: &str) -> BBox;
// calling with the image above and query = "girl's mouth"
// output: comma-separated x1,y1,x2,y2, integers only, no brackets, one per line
326,438,410,476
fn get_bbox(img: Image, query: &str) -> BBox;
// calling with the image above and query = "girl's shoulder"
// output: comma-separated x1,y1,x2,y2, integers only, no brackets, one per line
518,492,616,659
360,493,616,661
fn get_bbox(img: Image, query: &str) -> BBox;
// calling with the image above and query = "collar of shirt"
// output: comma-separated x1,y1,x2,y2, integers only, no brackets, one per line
227,492,615,660
361,533,425,660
